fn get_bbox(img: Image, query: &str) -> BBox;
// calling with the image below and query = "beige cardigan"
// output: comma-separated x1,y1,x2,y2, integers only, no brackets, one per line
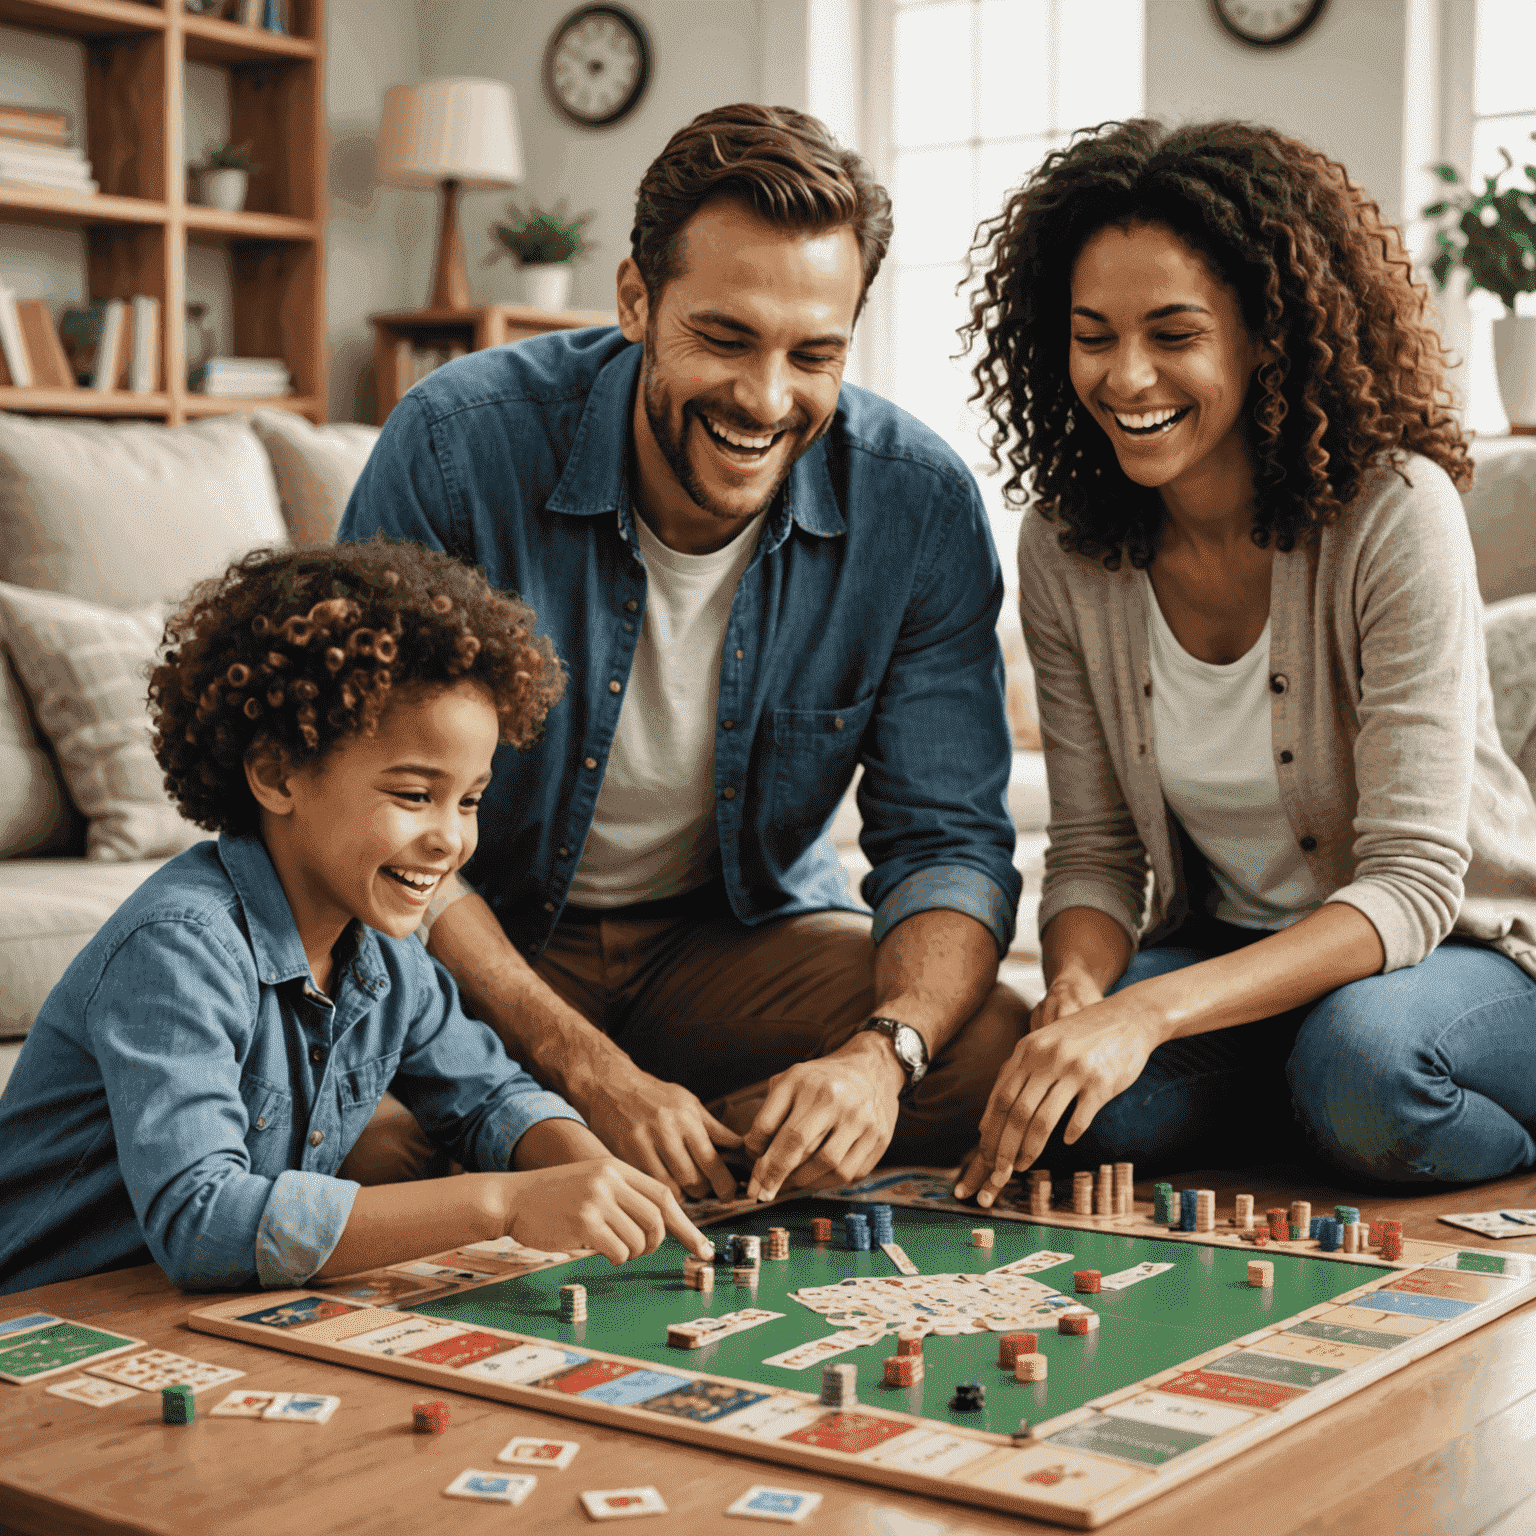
1019,453,1536,979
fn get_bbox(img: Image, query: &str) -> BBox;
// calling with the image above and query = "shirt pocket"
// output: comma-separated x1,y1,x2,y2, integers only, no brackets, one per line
337,1050,403,1126
239,1072,294,1177
766,691,878,846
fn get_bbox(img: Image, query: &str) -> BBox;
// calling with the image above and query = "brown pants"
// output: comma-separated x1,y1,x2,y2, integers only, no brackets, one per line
339,901,1027,1186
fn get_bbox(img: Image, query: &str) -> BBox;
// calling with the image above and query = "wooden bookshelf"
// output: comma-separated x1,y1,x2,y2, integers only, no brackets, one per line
0,0,327,424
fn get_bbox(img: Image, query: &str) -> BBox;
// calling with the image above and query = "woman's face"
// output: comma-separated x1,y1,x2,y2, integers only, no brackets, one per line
1068,220,1262,501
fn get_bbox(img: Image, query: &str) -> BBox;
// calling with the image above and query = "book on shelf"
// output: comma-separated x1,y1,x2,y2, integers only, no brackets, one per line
0,287,32,387
0,105,70,147
91,299,129,391
190,357,291,397
58,301,106,384
14,301,74,389
130,296,160,394
58,297,158,391
0,133,93,196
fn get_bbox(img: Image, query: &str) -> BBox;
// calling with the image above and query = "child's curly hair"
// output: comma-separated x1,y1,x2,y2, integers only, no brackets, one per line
963,118,1472,569
149,539,565,834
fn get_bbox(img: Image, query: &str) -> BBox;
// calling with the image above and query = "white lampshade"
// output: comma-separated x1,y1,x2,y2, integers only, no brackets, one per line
377,78,524,190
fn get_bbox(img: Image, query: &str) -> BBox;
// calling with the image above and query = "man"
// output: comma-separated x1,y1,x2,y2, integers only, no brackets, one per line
339,103,1023,1206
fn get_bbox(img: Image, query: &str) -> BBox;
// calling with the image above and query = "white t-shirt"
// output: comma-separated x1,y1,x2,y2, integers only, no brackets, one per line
567,508,766,907
1145,575,1319,930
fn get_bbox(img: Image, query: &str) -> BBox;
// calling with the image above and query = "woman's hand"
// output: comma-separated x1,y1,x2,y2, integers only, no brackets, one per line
954,986,1164,1207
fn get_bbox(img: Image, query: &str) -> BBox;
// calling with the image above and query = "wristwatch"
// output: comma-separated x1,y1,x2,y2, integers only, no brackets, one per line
858,1017,929,1100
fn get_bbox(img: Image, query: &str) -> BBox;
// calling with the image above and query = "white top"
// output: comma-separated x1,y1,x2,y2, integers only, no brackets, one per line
567,509,766,907
1145,575,1319,930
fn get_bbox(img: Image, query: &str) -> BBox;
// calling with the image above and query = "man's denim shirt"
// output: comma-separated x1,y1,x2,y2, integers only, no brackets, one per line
0,835,581,1296
339,327,1020,957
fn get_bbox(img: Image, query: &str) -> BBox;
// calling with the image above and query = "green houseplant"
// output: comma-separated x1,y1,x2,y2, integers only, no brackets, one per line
194,142,261,214
487,200,596,312
1422,132,1536,428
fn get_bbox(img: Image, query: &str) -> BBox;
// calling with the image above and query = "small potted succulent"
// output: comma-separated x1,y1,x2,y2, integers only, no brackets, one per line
194,143,260,213
1422,132,1536,430
487,200,596,312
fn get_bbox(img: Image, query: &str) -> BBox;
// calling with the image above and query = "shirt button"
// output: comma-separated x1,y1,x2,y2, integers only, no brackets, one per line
722,787,736,800
834,718,844,730
1299,835,1317,852
585,756,598,770
1143,682,1152,697
558,845,570,857
1270,674,1288,694
310,1046,324,1064
1279,750,1293,764
609,680,621,694
735,649,744,660
722,719,734,731
544,900,555,912
254,1116,267,1130
625,599,638,613
309,1130,325,1147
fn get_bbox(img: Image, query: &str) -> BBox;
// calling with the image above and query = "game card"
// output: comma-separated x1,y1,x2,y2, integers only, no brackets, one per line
444,1469,536,1504
1099,1261,1176,1291
716,1395,826,1440
666,1309,785,1348
0,1320,143,1384
985,1251,1075,1279
460,1344,589,1385
235,1297,365,1331
498,1435,580,1469
86,1349,245,1394
44,1375,141,1408
393,1260,499,1283
864,1429,997,1476
783,1410,915,1456
580,1486,668,1519
640,1381,770,1423
1438,1210,1536,1240
314,1271,451,1307
762,1331,868,1371
0,1313,60,1336
209,1390,279,1418
261,1392,340,1423
726,1485,824,1523
880,1242,919,1275
341,1317,469,1356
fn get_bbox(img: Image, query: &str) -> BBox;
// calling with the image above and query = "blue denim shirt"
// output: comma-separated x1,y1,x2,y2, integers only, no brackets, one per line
339,328,1019,957
0,835,582,1296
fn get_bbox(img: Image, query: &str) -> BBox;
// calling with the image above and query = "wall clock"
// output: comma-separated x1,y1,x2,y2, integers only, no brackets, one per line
1210,0,1328,48
543,4,652,129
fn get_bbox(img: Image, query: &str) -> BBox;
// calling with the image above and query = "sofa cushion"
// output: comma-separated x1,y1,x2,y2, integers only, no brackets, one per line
0,413,287,608
0,856,173,1035
1464,438,1536,604
0,645,75,858
1485,592,1536,789
0,582,207,862
250,408,380,547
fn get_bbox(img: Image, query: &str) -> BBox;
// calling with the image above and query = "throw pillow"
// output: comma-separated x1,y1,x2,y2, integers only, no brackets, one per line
251,408,380,546
0,582,207,862
1485,593,1536,789
0,644,76,858
0,413,288,609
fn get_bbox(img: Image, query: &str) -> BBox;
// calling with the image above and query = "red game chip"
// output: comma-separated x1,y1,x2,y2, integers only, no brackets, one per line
997,1332,1036,1368
412,1399,449,1434
1073,1269,1102,1293
883,1355,923,1387
896,1329,924,1357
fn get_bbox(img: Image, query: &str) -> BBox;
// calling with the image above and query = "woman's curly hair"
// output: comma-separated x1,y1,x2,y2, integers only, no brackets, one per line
149,539,566,834
963,118,1472,568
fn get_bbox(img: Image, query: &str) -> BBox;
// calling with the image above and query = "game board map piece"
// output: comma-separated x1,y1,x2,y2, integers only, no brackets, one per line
85,1349,244,1394
209,1390,279,1417
444,1469,536,1504
726,1485,824,1522
581,1486,668,1519
0,1319,144,1384
1437,1209,1536,1240
498,1434,580,1469
261,1392,340,1423
44,1375,141,1408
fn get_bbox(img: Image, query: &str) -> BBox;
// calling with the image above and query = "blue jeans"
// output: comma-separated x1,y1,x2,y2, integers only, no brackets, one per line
1033,919,1536,1186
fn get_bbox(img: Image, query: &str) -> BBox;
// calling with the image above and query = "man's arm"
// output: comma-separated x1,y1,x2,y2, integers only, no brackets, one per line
742,906,1000,1200
426,890,743,1200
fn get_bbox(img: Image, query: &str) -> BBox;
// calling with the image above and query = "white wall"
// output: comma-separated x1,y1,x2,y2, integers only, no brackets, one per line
418,0,765,317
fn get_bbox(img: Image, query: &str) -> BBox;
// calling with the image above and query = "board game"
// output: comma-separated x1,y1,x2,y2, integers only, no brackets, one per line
187,1172,1536,1528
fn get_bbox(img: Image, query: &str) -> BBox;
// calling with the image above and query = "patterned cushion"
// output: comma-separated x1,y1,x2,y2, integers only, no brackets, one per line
1485,593,1536,789
0,413,288,608
0,643,74,858
251,408,380,547
0,582,206,862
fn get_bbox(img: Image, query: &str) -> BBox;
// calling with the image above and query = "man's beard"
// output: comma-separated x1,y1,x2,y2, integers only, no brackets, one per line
640,323,823,522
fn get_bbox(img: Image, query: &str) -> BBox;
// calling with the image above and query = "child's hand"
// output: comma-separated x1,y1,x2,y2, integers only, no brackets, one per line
505,1157,715,1265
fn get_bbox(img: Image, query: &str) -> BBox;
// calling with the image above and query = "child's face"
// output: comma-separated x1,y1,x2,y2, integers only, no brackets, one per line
278,681,498,940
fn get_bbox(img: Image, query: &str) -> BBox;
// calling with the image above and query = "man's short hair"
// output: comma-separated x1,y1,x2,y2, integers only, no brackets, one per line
631,103,893,317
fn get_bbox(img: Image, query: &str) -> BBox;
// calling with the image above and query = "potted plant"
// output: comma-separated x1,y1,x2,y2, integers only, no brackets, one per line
194,143,260,213
1423,132,1536,430
487,200,596,312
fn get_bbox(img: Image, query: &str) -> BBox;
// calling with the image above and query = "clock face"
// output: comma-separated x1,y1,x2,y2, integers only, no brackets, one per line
1211,0,1328,47
544,4,652,128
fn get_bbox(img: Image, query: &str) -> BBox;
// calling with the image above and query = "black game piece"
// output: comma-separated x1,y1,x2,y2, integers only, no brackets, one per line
949,1382,985,1412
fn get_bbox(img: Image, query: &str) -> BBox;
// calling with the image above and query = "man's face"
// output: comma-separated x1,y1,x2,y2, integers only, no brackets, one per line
619,197,863,549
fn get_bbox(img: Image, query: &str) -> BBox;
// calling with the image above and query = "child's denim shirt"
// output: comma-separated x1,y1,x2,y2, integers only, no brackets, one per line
0,833,581,1295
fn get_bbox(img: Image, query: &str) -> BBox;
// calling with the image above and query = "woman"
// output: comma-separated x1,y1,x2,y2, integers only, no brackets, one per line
954,119,1536,1207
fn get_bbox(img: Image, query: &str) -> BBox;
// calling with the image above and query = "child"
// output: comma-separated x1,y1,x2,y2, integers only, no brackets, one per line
0,540,713,1296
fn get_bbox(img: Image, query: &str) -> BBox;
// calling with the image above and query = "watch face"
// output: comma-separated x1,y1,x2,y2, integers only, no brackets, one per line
544,4,652,128
1211,0,1326,47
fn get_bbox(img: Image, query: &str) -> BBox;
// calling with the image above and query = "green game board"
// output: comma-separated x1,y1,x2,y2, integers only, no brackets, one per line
0,1320,141,1384
418,1197,1382,1434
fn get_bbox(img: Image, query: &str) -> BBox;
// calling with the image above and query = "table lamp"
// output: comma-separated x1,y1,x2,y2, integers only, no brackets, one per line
377,78,524,310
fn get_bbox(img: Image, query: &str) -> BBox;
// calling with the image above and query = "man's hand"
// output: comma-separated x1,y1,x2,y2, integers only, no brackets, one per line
954,987,1161,1208
742,1034,904,1202
579,1060,744,1203
1027,968,1106,1033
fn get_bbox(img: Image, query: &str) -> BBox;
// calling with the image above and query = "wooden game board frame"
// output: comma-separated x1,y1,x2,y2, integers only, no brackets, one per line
188,1190,1536,1529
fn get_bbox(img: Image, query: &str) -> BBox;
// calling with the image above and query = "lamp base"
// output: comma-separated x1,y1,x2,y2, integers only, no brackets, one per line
429,177,470,310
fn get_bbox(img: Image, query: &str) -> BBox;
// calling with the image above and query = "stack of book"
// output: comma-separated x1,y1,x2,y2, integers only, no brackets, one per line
0,105,97,197
188,356,290,397
54,296,162,392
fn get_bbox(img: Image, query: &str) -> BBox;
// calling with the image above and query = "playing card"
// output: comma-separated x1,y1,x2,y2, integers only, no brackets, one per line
86,1349,244,1393
762,1331,868,1371
444,1469,536,1504
44,1375,140,1408
498,1435,580,1469
209,1390,279,1418
1099,1261,1175,1291
880,1242,919,1275
393,1261,499,1283
261,1392,340,1424
580,1486,668,1519
1438,1211,1536,1240
985,1251,1075,1278
726,1485,824,1523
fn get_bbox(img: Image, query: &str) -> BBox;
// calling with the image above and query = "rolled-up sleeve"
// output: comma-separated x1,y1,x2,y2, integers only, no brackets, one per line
86,921,351,1291
859,474,1020,955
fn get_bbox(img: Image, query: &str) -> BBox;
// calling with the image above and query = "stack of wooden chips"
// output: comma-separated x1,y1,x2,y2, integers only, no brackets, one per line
1379,1220,1403,1260
1248,1260,1274,1288
559,1283,587,1323
1290,1201,1312,1241
733,1266,755,1287
997,1332,1036,1369
971,1227,994,1249
895,1329,924,1357
767,1227,790,1260
1113,1162,1134,1215
1029,1169,1052,1216
1015,1353,1048,1381
820,1361,858,1408
1058,1308,1099,1335
683,1258,715,1292
1073,1269,1102,1294
1268,1207,1289,1240
1072,1170,1094,1215
1153,1181,1174,1223
810,1216,833,1242
1234,1194,1255,1230
1196,1189,1216,1231
413,1399,450,1434
1095,1163,1114,1216
884,1354,923,1386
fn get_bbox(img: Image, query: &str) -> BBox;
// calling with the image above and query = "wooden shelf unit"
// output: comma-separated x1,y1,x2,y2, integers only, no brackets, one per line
0,0,327,424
